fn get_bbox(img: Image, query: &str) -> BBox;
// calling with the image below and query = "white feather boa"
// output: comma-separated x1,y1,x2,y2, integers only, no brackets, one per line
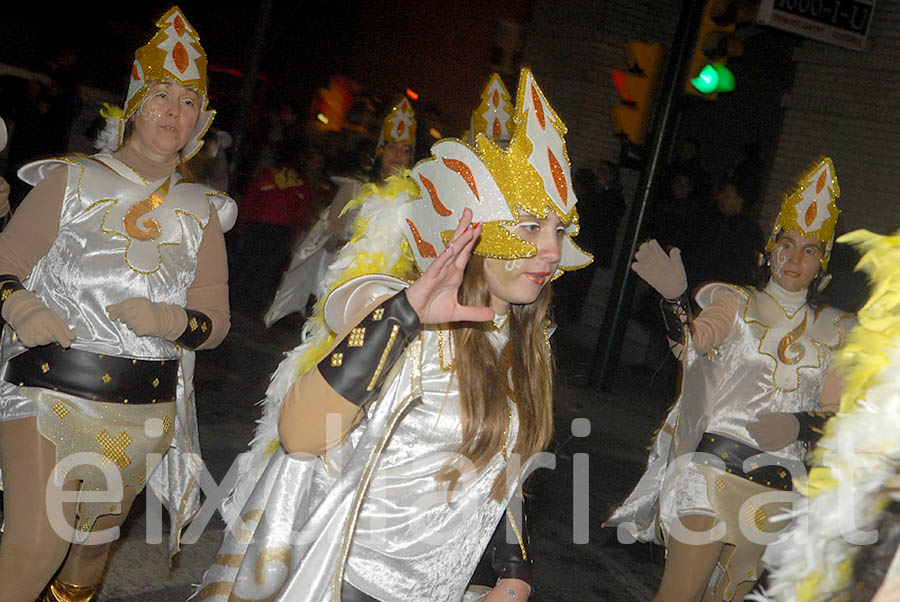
220,174,419,527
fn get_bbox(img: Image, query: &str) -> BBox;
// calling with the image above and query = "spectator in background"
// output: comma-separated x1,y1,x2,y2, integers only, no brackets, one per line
683,173,765,293
300,144,337,229
187,128,233,192
661,138,712,213
650,168,701,254
231,134,314,316
256,100,301,169
595,160,627,268
726,140,763,207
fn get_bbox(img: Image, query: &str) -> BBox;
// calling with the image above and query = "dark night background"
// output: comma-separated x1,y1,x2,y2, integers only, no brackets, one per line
0,2,528,140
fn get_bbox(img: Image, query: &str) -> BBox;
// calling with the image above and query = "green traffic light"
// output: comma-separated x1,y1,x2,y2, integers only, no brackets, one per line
690,63,735,94
712,64,735,92
691,64,719,94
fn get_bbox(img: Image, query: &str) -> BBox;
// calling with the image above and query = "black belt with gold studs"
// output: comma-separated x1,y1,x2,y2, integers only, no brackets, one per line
4,344,177,404
695,432,799,492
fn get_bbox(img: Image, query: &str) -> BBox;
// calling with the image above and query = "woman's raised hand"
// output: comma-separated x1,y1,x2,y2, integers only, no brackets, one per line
631,239,688,300
405,207,495,325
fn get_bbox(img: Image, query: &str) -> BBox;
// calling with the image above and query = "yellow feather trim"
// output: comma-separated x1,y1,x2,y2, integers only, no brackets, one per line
100,102,124,119
263,438,281,459
834,229,900,413
339,170,418,217
292,174,419,380
796,570,823,602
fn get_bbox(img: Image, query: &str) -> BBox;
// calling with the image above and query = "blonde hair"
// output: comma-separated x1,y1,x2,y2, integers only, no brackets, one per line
438,256,555,500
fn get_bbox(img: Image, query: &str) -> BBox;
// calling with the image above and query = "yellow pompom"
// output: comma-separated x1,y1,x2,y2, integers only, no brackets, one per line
99,102,124,119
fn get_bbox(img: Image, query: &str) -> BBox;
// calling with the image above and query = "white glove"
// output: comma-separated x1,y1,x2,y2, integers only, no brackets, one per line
2,289,75,348
107,297,187,340
631,239,688,300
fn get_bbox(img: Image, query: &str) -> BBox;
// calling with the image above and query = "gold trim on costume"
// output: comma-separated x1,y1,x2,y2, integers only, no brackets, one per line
332,339,423,601
367,324,399,391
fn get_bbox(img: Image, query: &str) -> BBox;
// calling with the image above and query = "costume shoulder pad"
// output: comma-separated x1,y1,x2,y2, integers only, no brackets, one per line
695,281,749,310
324,274,409,334
17,155,89,187
207,191,237,232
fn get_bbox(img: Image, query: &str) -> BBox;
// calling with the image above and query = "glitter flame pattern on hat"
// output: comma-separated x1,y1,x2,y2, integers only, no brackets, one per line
121,6,215,162
377,97,416,154
765,156,840,270
405,68,592,276
469,73,514,145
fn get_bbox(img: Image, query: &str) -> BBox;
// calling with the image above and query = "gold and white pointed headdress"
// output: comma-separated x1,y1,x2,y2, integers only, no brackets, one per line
118,6,214,162
405,67,592,276
765,156,840,269
469,73,514,146
377,97,416,154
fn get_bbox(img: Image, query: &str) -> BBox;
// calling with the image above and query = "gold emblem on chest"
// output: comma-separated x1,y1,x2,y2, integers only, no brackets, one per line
123,177,170,241
777,313,807,366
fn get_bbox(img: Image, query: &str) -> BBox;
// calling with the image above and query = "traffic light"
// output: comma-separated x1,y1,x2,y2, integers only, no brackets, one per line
609,41,664,145
685,0,755,99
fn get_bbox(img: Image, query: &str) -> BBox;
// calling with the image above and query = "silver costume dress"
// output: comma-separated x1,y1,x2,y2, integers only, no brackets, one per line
606,279,853,544
198,287,524,602
0,152,233,552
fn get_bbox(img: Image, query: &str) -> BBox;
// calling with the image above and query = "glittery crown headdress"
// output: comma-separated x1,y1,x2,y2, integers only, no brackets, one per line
118,6,215,162
377,97,416,154
468,73,514,146
765,156,840,270
405,67,592,276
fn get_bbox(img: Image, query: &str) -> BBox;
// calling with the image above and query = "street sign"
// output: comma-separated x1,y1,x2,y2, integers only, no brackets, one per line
757,0,876,51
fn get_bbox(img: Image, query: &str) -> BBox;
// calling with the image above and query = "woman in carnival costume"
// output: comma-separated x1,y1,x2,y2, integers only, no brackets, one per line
605,157,855,601
262,98,416,327
0,8,234,601
196,67,592,601
752,227,900,601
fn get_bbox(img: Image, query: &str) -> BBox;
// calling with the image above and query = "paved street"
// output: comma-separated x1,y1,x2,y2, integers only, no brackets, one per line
8,310,676,601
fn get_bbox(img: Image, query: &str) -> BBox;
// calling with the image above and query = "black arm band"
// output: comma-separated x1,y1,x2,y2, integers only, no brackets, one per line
0,274,25,328
487,496,533,585
317,290,421,408
794,411,834,446
175,308,213,350
658,291,692,345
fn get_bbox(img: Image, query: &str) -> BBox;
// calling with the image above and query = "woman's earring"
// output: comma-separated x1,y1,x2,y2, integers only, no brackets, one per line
505,260,518,272
817,273,832,292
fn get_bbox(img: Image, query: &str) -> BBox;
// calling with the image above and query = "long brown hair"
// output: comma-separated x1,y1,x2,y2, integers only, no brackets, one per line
437,256,555,500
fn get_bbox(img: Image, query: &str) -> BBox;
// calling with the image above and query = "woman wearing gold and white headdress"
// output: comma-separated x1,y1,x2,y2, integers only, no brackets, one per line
0,8,233,601
262,98,416,327
606,157,855,601
754,229,900,601
198,68,591,602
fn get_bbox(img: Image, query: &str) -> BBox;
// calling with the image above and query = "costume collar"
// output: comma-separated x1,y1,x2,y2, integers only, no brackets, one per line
108,146,178,183
763,278,808,314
